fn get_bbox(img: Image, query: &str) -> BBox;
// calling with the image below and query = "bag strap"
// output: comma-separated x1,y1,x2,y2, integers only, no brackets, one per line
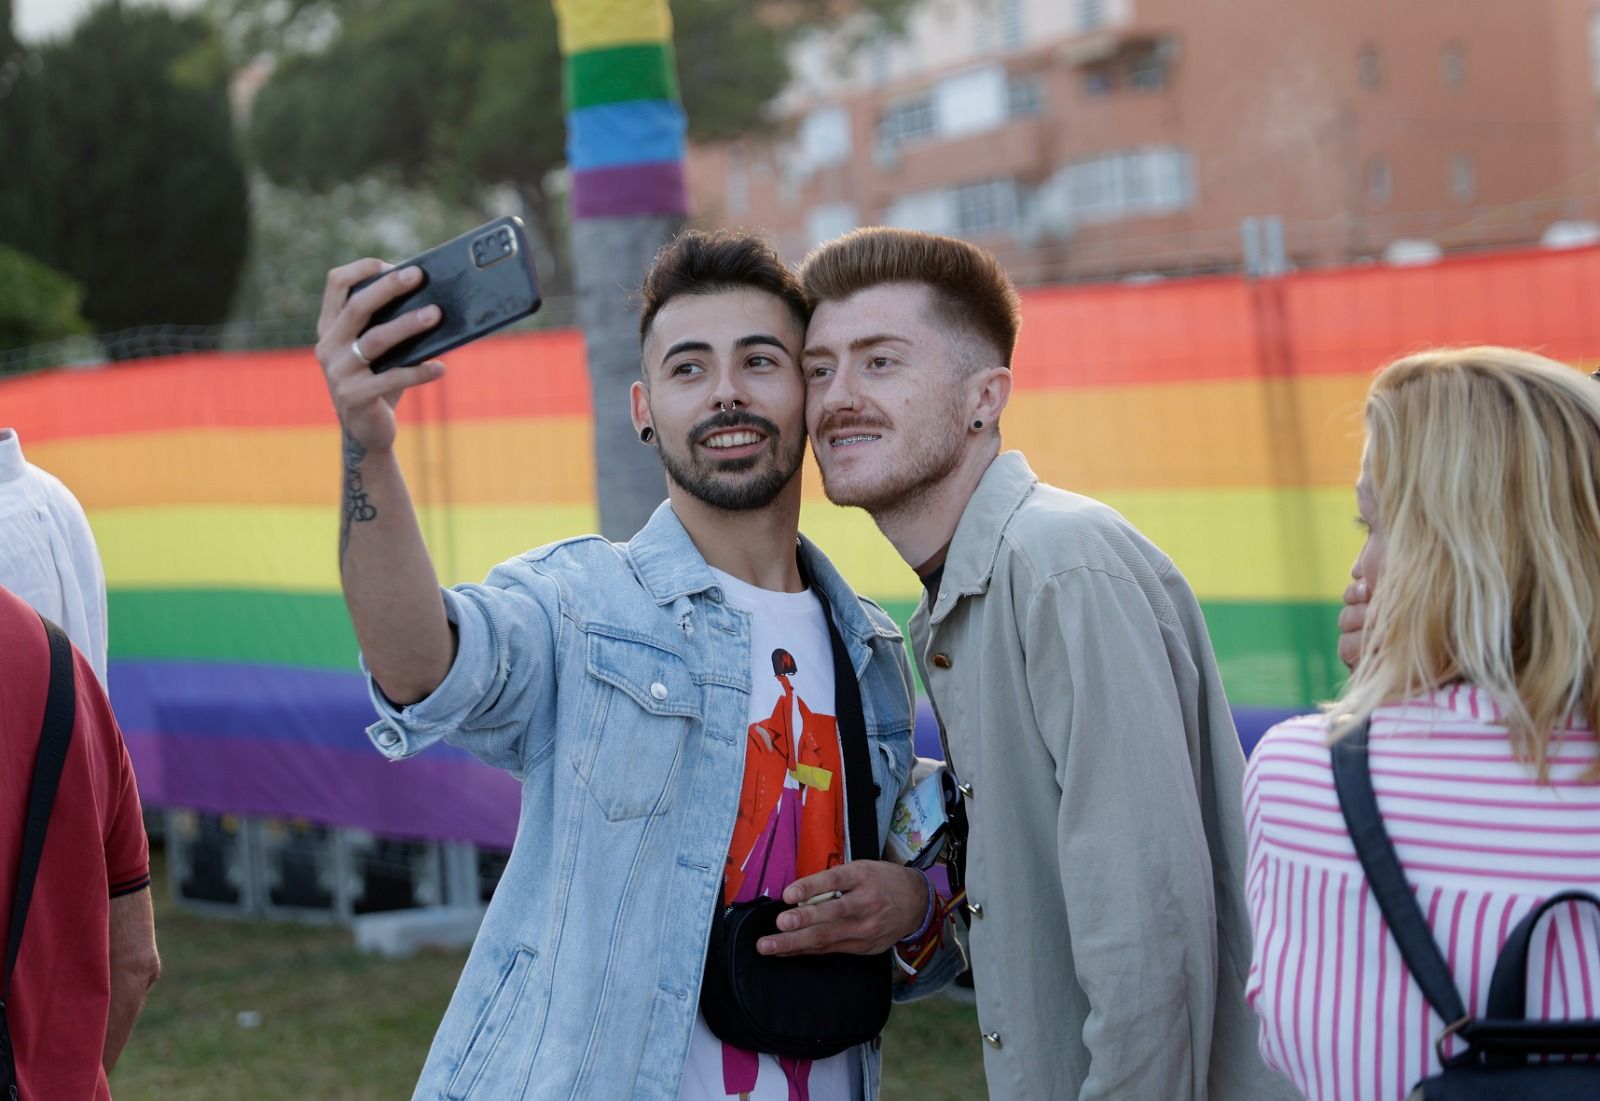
807,576,878,863
1330,719,1469,1027
1486,890,1600,1018
1461,890,1600,1059
3,615,76,998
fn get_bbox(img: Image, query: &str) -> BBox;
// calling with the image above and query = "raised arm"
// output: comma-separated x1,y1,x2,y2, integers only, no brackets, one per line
314,260,452,704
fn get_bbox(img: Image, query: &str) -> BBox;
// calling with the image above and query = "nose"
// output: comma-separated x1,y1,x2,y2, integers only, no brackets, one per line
818,363,860,416
709,368,749,414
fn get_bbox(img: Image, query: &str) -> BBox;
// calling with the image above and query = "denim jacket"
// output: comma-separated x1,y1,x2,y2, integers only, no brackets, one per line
365,502,920,1100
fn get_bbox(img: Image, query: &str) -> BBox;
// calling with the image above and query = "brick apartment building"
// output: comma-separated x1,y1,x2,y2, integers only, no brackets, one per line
685,0,1600,283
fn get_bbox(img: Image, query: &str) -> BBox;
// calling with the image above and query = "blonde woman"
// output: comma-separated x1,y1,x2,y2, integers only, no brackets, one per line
1243,348,1600,1100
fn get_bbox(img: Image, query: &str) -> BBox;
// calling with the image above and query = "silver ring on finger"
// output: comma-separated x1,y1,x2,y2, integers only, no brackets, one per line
350,338,372,367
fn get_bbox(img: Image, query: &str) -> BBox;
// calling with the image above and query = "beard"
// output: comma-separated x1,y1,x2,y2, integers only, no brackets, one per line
816,402,968,516
658,409,806,512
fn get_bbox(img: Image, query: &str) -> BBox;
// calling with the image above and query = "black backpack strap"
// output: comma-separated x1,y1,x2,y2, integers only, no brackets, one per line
1460,890,1600,1060
4,615,76,996
826,611,877,863
804,572,878,863
1330,718,1469,1029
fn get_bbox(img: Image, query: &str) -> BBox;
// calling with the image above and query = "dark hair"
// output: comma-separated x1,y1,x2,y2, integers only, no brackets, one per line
638,229,808,343
799,227,1022,368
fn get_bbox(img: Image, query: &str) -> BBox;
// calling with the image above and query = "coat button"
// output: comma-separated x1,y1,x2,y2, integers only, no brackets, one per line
958,781,973,799
931,653,952,669
969,900,984,919
650,682,668,700
982,1031,1003,1049
377,729,400,747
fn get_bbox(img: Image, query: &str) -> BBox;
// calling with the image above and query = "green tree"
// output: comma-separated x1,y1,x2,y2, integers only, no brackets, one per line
230,0,912,297
0,243,91,353
0,2,249,339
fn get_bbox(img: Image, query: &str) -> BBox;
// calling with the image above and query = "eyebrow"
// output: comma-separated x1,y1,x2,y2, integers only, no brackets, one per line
661,339,712,367
800,333,911,361
736,333,790,352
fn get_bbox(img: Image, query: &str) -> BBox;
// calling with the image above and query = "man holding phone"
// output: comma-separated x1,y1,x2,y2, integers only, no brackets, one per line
314,229,951,1101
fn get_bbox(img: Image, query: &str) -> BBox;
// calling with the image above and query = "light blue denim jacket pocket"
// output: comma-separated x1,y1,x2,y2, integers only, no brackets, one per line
444,945,543,1101
572,626,701,821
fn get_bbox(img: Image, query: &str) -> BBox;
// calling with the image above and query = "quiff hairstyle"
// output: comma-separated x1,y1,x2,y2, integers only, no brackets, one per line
799,227,1023,369
1334,346,1600,782
638,229,808,345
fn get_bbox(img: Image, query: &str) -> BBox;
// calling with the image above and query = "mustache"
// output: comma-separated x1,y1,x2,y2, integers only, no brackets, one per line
691,410,781,442
813,413,890,438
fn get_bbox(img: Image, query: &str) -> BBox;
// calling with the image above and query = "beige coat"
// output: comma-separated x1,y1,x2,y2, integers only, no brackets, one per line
910,453,1294,1101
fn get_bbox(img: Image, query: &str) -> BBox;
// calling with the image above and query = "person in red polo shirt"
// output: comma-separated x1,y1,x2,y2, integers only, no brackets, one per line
0,584,158,1098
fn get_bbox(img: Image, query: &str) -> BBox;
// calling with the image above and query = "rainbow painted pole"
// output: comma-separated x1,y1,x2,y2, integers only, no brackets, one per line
555,0,688,539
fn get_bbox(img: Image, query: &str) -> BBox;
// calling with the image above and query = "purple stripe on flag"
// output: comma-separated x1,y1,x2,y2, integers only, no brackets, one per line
571,160,688,219
109,658,472,761
124,731,520,848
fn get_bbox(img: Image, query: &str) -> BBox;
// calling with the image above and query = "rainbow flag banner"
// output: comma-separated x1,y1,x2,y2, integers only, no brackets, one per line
556,0,688,220
5,245,1598,846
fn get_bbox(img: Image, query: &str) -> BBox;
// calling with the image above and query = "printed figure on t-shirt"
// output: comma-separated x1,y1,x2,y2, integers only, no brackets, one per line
725,647,845,907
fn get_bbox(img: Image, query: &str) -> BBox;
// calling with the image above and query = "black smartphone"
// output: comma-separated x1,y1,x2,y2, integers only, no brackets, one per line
351,215,542,372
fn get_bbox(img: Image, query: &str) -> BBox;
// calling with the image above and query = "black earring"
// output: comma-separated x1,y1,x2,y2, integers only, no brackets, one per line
639,426,654,443
972,419,984,430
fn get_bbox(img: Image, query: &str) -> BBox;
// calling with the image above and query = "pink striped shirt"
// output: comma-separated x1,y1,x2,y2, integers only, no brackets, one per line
1243,685,1600,1101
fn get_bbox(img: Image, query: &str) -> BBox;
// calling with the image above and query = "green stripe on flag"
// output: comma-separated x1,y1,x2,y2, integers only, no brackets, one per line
875,598,1344,708
110,589,1345,709
110,589,358,670
565,43,679,110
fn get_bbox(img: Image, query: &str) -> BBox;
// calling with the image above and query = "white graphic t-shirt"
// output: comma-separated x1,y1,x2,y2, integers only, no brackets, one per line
677,568,855,1101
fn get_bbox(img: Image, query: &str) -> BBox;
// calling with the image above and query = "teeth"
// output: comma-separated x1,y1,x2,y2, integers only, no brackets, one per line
831,434,881,447
705,430,761,449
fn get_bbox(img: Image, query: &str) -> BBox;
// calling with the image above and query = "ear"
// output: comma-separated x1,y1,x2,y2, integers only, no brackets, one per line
970,366,1012,429
630,380,652,437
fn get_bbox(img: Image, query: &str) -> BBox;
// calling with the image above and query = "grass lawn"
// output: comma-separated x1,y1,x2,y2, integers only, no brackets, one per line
111,849,988,1100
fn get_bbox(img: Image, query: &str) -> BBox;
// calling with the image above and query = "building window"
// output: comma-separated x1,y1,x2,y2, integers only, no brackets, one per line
1056,147,1194,224
1083,67,1116,97
1358,44,1381,89
797,105,851,170
1450,153,1477,201
1442,42,1466,88
953,179,1019,236
936,64,1008,137
1129,48,1168,91
806,203,858,248
1366,156,1392,204
999,0,1027,51
867,32,892,86
884,189,957,235
1590,12,1600,92
1007,74,1045,118
1075,0,1107,32
878,94,937,148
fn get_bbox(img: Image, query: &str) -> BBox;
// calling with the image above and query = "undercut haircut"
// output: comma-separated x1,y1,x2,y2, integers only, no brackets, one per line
799,227,1023,369
638,229,808,344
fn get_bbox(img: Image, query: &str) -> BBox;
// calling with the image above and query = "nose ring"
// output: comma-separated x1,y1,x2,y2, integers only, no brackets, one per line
718,400,742,413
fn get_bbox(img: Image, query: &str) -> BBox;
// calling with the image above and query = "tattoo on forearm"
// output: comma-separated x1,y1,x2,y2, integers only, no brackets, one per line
340,429,377,561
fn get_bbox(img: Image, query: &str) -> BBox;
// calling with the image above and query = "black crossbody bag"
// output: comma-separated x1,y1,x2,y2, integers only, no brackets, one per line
1331,718,1600,1100
697,583,892,1060
1,616,77,1101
